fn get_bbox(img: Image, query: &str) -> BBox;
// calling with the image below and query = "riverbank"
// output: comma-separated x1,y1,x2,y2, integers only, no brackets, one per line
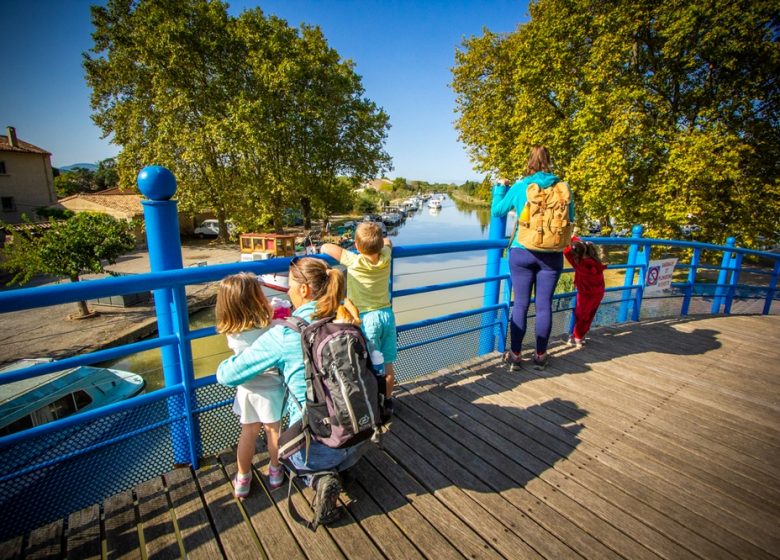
0,241,240,366
449,190,490,207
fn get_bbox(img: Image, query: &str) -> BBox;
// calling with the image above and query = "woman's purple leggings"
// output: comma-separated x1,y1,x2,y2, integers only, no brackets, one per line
508,248,563,354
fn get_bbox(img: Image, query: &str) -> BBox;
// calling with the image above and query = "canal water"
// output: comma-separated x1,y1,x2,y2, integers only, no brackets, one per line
107,195,503,391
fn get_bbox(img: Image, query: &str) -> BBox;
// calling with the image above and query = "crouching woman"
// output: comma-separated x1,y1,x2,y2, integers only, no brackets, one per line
217,257,367,527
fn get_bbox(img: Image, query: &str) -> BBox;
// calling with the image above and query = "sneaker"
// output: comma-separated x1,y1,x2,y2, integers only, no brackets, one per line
311,473,342,530
533,352,549,370
384,397,395,417
567,336,585,349
502,350,523,372
233,472,252,499
268,464,285,489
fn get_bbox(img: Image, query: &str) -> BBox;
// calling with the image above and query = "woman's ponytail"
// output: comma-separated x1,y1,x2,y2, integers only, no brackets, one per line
314,267,346,318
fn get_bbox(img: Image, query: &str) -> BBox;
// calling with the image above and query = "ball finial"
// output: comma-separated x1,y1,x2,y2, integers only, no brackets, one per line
137,166,177,200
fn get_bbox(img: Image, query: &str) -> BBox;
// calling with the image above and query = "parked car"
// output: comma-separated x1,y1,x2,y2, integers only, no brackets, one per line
194,219,235,238
588,222,602,234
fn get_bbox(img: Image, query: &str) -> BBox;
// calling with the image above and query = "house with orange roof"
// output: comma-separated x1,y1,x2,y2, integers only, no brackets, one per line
0,126,57,224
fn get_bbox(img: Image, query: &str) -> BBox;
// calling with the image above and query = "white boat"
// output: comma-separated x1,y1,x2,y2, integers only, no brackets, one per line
428,198,442,209
0,360,145,437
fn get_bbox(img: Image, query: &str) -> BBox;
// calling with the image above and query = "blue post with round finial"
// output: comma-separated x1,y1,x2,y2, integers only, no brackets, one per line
479,183,508,355
137,166,199,466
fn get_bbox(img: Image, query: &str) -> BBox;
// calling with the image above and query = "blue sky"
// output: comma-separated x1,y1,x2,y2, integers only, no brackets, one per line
0,1,528,183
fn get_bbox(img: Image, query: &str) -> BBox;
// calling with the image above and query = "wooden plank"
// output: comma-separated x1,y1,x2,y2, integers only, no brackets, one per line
464,366,780,556
0,536,23,560
164,467,222,560
401,385,689,560
340,469,425,560
392,390,623,560
295,479,385,560
66,504,101,560
263,467,346,560
349,460,464,559
377,430,555,559
195,459,263,559
136,477,180,559
449,367,775,560
503,365,780,519
423,379,737,560
218,450,305,560
104,490,141,560
24,519,63,560
363,446,504,560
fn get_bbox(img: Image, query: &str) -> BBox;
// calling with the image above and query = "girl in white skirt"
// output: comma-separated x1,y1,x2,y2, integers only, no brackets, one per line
216,273,286,497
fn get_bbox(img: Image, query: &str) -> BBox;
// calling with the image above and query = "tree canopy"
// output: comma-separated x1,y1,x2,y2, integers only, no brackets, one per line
452,0,779,245
84,0,391,239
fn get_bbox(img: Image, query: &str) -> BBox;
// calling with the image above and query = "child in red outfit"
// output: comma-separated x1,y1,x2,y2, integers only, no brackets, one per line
564,237,607,347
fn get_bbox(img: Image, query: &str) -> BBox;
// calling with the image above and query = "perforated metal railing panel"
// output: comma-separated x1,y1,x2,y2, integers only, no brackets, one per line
194,382,240,457
395,308,500,382
0,394,185,540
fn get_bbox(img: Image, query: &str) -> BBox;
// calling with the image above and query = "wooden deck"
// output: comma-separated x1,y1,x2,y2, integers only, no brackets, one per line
3,314,779,560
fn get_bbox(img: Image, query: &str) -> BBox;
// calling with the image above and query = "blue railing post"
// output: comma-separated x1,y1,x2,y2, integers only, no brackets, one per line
724,252,743,315
479,183,508,355
137,166,199,466
764,259,780,315
681,247,701,316
711,237,736,314
618,225,644,322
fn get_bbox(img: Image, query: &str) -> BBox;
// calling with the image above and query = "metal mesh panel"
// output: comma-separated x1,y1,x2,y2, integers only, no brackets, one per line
0,394,185,540
194,382,240,457
396,309,499,382
502,288,637,351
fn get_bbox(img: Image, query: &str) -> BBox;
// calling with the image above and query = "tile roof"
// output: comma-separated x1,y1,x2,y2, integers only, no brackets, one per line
57,189,144,216
0,134,51,155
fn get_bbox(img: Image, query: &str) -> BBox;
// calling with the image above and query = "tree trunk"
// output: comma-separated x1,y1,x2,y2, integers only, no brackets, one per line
301,197,312,230
217,209,228,243
71,276,91,318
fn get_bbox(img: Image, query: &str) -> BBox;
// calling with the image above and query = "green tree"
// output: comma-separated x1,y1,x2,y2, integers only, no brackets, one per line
85,1,390,238
452,0,779,246
0,213,136,318
94,158,119,190
391,177,407,192
54,168,94,198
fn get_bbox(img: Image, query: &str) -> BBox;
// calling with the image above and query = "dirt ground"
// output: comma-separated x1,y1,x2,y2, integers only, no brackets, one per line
0,240,243,366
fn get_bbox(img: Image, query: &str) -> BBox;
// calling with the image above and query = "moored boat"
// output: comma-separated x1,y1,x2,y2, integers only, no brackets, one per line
0,361,145,437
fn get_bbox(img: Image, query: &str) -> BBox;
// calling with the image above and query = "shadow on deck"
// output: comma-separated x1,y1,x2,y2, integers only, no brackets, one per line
3,315,779,559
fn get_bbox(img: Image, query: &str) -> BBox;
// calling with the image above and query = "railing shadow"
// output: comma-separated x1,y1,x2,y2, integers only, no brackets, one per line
337,356,587,529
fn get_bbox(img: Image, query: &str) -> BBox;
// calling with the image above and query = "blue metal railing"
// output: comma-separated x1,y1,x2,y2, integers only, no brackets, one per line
0,168,778,539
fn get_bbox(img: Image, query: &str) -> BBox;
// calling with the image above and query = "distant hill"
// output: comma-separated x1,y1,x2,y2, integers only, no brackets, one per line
59,163,98,172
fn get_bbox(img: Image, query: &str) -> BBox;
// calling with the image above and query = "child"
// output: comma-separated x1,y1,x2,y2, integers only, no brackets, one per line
216,273,287,498
321,222,397,410
563,237,607,348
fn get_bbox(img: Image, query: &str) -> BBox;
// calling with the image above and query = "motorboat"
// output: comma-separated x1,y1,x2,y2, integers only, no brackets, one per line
428,198,442,209
0,360,145,437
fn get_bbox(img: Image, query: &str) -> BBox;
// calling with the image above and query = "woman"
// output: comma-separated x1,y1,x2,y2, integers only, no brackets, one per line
492,145,575,371
217,257,366,526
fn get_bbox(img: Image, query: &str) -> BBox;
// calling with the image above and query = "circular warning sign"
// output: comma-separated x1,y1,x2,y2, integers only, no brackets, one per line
647,266,660,285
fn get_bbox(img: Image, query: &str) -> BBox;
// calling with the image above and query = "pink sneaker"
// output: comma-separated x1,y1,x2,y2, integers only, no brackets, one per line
268,464,285,489
233,472,252,498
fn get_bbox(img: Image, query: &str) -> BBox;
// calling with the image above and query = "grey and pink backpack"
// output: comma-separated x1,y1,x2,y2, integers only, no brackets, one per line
277,316,387,460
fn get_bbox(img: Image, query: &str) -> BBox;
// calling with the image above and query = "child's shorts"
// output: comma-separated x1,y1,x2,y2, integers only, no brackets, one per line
360,307,397,365
232,369,285,424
